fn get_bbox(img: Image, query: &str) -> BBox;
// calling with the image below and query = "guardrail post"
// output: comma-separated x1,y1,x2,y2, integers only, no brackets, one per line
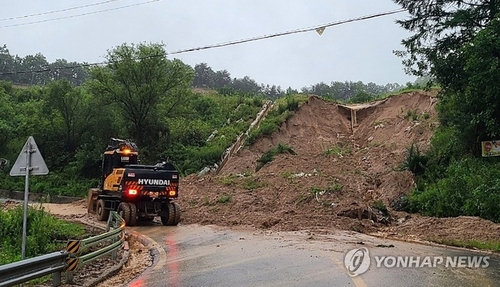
106,212,112,232
66,270,74,284
65,240,81,284
111,248,117,261
53,271,61,286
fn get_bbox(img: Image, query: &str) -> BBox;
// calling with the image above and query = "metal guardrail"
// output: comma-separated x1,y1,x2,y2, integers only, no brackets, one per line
0,211,126,287
0,251,67,287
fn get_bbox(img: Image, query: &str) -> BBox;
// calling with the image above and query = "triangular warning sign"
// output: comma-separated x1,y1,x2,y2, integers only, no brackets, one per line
10,136,49,176
316,27,326,35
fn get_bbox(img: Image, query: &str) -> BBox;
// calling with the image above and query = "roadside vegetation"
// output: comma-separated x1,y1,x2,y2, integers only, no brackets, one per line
396,1,500,224
0,204,86,265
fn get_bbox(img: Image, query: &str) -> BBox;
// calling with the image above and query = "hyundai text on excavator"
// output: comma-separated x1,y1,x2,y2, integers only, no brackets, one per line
87,138,181,226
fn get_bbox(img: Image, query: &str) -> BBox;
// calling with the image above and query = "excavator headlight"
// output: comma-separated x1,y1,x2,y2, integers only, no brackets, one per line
169,190,177,197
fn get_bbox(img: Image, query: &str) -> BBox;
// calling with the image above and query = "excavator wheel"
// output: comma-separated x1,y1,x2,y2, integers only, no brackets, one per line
87,188,99,214
96,199,109,221
128,202,138,226
117,202,132,226
161,202,180,226
171,202,181,225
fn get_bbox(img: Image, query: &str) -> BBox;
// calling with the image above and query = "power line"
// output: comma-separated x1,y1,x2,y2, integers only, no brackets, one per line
166,9,406,55
0,0,124,22
0,0,162,29
0,8,407,76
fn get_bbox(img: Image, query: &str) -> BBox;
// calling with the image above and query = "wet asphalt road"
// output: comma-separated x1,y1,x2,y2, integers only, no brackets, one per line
124,224,500,287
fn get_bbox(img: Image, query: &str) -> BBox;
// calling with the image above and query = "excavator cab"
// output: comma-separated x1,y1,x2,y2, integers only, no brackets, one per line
100,138,139,188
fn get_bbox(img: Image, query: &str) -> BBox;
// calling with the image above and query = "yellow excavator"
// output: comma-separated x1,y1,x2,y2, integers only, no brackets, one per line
87,138,181,226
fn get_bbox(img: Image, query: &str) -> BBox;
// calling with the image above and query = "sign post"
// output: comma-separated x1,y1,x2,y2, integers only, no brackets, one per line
9,136,49,260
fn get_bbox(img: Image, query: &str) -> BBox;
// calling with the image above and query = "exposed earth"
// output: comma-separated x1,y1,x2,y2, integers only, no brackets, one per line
3,91,500,286
178,91,500,245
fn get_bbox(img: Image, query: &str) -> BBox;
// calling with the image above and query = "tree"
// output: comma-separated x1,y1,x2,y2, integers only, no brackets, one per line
0,84,15,152
19,53,49,85
232,76,261,94
393,0,500,77
0,45,15,83
90,43,194,156
349,91,375,104
48,59,89,86
45,80,98,152
193,63,215,88
437,19,500,154
213,70,231,88
394,0,500,156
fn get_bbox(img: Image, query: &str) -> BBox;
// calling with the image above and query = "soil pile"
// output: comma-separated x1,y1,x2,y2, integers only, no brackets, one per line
179,91,500,244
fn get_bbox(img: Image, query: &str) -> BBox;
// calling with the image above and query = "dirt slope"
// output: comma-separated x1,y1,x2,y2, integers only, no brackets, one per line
179,91,500,245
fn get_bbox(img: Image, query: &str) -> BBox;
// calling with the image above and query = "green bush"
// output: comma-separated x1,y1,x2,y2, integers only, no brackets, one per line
408,158,500,222
246,95,307,146
402,143,428,175
0,205,85,264
0,171,98,197
348,91,375,104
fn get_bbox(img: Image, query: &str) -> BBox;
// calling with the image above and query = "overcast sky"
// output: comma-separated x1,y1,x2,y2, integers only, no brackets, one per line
1,0,415,90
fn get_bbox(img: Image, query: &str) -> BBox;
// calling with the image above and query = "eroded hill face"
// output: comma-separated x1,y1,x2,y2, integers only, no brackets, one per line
179,91,443,234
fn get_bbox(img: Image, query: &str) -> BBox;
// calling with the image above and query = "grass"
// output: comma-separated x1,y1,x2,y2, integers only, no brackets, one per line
220,174,237,185
404,109,420,121
372,119,389,127
216,193,232,204
295,192,312,205
324,143,352,157
326,182,343,192
246,94,308,145
256,143,296,171
403,109,432,122
372,200,389,216
368,142,384,148
188,198,199,206
202,196,214,206
241,177,263,190
0,205,86,265
312,182,343,195
431,239,500,252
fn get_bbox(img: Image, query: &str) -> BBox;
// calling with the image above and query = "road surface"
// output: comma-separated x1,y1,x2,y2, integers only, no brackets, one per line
125,224,500,287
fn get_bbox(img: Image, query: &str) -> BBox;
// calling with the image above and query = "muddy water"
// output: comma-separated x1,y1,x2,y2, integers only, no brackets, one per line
126,224,500,287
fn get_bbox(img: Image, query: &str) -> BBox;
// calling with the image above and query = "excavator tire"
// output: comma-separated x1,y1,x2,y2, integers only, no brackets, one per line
171,202,181,226
118,202,132,226
161,202,180,226
128,203,138,226
161,202,176,226
96,199,109,221
87,188,99,214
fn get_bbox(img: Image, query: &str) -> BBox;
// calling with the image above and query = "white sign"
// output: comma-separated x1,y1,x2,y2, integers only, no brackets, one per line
10,136,49,176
